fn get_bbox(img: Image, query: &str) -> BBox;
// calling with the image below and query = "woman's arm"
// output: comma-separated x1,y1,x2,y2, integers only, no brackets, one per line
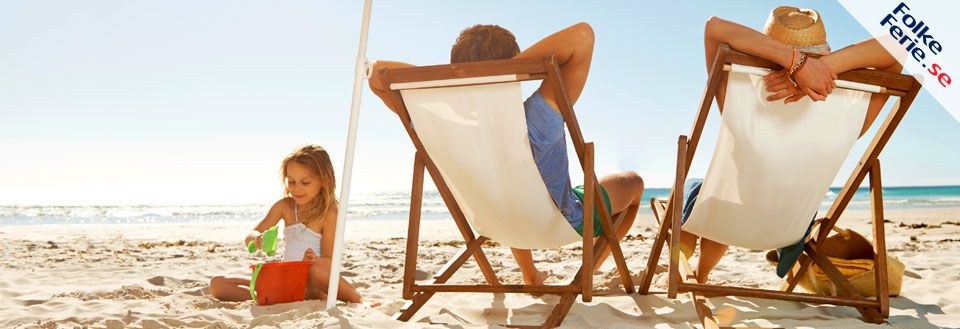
368,60,416,116
244,199,287,248
820,38,901,75
765,37,902,136
825,38,903,136
515,22,595,110
704,17,836,102
767,38,901,100
705,17,794,71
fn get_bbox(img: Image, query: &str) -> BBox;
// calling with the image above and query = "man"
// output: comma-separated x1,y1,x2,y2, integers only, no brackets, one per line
369,23,644,285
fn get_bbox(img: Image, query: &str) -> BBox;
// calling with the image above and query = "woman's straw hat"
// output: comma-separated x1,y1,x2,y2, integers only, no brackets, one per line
763,6,831,53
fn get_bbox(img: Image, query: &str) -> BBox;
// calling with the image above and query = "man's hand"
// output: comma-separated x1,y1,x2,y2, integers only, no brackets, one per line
792,56,836,101
517,22,594,109
366,60,415,115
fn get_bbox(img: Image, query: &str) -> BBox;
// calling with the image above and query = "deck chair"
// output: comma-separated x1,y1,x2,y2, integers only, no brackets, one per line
637,44,922,327
374,56,636,328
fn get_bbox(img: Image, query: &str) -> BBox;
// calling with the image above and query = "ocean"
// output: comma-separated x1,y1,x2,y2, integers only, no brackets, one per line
3,186,960,226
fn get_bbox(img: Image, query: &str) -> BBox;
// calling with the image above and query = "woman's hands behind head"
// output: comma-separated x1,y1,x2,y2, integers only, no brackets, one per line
764,69,806,104
791,56,836,101
764,55,838,104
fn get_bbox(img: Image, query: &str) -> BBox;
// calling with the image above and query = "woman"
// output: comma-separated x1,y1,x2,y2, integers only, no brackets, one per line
683,6,904,284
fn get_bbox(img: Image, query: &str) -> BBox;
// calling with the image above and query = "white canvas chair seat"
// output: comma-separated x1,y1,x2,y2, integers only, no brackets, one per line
640,45,921,326
682,66,871,250
385,57,636,328
396,81,582,249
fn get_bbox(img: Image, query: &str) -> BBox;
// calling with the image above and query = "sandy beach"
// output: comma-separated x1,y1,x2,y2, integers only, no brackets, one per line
2,207,959,328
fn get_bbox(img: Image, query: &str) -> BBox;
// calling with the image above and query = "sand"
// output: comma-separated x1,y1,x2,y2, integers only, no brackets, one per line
1,207,959,328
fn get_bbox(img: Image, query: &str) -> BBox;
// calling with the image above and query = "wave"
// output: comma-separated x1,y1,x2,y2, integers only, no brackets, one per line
5,186,960,226
829,198,960,209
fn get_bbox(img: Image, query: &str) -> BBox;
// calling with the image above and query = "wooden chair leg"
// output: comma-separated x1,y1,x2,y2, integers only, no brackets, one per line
667,200,681,298
422,158,501,286
598,200,635,294
869,159,890,317
551,235,616,328
782,257,811,293
678,254,720,329
668,135,688,299
541,293,578,328
471,247,499,285
805,243,884,323
607,204,640,294
399,233,589,328
692,293,720,329
640,133,686,297
582,143,595,302
639,198,669,294
394,237,488,321
403,152,425,300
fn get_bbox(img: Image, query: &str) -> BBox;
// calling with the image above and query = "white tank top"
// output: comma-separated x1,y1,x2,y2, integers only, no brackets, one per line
283,203,322,261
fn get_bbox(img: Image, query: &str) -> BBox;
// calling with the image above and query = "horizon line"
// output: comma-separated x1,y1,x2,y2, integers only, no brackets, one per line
4,184,960,207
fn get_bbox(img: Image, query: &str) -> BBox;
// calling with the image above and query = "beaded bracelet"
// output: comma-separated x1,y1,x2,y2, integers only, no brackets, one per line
788,48,797,74
794,54,808,75
789,52,806,76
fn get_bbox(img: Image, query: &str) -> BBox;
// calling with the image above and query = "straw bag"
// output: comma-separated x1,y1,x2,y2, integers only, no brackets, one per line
766,227,904,297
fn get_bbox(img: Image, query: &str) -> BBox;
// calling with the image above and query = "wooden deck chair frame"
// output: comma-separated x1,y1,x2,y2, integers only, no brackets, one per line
375,56,636,329
637,44,922,327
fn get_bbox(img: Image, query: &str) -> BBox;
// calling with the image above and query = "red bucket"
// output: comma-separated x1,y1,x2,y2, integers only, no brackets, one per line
249,260,312,305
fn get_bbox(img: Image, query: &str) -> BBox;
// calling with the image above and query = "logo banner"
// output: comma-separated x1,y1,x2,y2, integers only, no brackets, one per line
839,1,958,122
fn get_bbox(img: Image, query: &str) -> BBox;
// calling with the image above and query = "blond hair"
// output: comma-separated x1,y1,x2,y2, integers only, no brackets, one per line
281,145,338,226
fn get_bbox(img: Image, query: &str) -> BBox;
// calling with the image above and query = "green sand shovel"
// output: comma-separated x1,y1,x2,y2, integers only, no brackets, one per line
247,225,279,256
248,225,279,301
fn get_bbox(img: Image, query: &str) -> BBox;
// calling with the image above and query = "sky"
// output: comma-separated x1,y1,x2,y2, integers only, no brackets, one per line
1,1,958,206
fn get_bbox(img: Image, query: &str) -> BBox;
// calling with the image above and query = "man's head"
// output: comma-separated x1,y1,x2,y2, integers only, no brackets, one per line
450,24,520,63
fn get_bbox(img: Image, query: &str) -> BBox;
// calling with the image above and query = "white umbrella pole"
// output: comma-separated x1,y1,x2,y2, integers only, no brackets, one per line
326,0,373,311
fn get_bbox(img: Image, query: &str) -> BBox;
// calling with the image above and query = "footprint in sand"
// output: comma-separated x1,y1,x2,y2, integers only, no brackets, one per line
147,276,166,286
415,270,432,281
56,285,171,301
147,275,204,289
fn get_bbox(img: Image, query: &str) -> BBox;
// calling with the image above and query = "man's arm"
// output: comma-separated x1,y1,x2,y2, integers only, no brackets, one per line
368,60,416,115
514,22,595,111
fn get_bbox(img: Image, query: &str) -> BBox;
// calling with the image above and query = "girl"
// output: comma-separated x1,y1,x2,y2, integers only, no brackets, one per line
209,145,362,303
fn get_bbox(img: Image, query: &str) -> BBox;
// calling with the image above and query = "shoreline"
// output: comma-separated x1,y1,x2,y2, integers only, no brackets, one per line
2,207,959,327
4,206,960,239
